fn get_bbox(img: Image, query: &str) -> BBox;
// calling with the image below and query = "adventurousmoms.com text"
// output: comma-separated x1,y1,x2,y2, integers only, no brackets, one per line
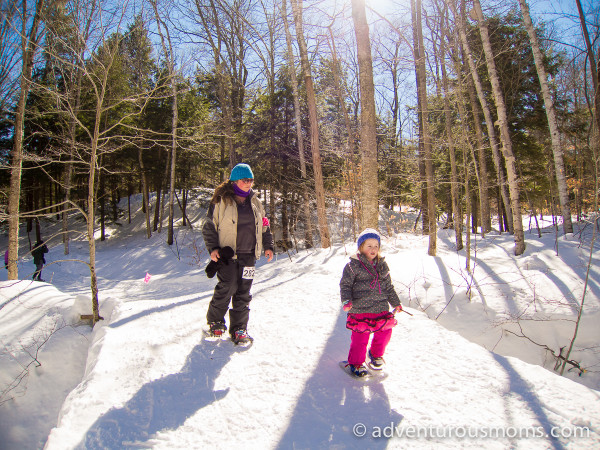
351,422,591,440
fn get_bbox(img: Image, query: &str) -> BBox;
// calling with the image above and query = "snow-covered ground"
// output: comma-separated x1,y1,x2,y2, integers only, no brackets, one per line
1,193,599,449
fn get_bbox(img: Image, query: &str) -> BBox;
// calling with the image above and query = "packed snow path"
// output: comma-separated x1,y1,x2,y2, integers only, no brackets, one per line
37,240,599,449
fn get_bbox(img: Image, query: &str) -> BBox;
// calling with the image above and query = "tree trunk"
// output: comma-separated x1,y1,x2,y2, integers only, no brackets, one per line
452,0,513,234
464,124,471,272
167,87,177,245
195,0,236,167
281,0,314,248
290,0,330,247
7,77,28,280
472,0,525,255
439,3,463,250
88,81,105,324
465,74,491,233
575,0,600,136
151,0,178,245
518,0,573,234
99,158,106,241
328,25,360,237
412,0,436,255
63,71,83,255
153,160,162,232
7,0,46,280
351,0,379,230
138,147,151,239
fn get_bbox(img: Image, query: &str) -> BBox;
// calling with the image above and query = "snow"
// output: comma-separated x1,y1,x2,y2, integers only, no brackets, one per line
1,194,599,449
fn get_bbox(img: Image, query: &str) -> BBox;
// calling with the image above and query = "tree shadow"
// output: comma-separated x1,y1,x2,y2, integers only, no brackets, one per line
432,256,458,304
276,311,403,449
472,258,521,315
492,353,565,450
109,294,211,329
75,340,240,449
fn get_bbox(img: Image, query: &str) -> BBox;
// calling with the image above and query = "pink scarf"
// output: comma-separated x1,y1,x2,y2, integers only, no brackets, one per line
358,255,381,294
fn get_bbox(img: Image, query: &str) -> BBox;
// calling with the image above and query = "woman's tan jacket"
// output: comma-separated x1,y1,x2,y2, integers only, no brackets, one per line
202,192,273,260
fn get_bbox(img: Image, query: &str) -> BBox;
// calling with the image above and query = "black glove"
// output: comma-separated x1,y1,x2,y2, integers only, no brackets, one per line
205,260,220,278
220,246,235,262
205,246,235,278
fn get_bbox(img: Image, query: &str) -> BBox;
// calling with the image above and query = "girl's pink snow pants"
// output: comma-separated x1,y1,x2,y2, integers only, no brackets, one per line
347,328,392,366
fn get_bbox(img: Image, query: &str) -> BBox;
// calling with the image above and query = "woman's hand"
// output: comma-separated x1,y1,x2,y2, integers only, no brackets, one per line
392,305,403,314
265,249,274,262
210,249,220,262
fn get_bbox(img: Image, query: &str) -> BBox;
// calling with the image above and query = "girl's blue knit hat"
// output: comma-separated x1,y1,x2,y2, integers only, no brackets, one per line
357,228,381,247
230,163,254,181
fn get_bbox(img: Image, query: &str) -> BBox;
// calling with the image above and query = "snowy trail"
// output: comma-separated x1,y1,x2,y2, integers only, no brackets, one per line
43,246,600,449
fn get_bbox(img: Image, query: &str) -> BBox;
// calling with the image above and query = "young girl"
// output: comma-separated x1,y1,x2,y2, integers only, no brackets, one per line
340,228,402,377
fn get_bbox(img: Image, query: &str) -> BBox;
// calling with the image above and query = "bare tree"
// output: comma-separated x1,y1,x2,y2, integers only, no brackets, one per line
151,0,179,246
59,2,97,255
7,0,47,280
575,0,600,136
464,68,492,233
192,0,248,171
0,0,22,112
471,0,525,255
411,0,436,255
328,24,361,239
281,0,313,248
437,0,463,250
451,0,514,236
351,0,379,231
44,5,159,323
290,0,330,247
518,0,573,235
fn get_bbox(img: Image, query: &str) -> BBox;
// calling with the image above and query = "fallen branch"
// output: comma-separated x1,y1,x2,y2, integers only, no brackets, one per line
505,324,586,376
0,318,69,404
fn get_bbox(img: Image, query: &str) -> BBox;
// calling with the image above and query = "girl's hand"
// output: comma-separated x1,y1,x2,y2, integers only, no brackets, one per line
392,305,403,314
210,249,220,262
343,301,353,312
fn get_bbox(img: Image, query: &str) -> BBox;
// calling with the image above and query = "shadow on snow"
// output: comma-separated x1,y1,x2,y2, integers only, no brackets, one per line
75,339,242,449
492,353,565,450
277,310,403,449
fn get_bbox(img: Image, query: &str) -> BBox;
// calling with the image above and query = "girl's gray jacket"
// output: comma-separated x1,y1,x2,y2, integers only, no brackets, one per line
340,253,401,314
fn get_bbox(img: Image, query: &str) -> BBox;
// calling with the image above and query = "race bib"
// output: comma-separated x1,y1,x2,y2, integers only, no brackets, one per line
242,266,255,280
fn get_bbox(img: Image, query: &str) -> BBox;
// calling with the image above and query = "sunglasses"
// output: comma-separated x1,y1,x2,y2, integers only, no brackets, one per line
240,178,254,183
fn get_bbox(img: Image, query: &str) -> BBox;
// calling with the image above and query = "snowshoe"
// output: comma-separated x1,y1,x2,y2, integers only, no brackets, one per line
339,361,389,382
349,363,369,378
231,329,254,347
205,322,227,340
368,351,385,371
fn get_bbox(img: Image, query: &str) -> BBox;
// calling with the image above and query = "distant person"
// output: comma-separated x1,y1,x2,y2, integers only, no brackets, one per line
340,228,403,377
4,249,7,269
31,240,48,281
202,163,274,345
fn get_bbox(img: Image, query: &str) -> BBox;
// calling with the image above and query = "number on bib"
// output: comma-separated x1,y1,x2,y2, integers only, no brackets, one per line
242,266,255,280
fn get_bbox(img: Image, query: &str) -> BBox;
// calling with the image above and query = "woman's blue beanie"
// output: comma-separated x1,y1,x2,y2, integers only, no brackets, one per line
230,163,254,181
357,228,381,248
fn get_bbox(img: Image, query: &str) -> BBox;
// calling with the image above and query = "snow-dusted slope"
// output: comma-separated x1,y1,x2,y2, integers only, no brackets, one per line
2,194,600,449
36,241,599,449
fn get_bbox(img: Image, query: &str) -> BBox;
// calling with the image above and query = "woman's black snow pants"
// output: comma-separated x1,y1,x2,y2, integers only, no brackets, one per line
206,253,256,335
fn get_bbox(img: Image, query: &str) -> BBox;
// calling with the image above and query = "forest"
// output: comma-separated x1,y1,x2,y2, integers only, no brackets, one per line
1,0,599,322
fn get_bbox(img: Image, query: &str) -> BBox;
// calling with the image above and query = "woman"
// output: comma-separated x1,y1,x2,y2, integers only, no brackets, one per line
202,163,274,345
32,240,48,282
